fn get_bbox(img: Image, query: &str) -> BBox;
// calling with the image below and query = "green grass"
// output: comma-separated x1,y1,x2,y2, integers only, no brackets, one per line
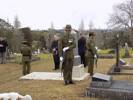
36,53,53,59
120,48,133,58
98,48,133,58
11,53,53,64
98,49,114,54
1,54,133,100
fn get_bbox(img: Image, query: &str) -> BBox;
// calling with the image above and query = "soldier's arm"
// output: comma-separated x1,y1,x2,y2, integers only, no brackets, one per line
90,40,96,55
86,39,90,50
86,39,96,55
58,38,63,57
68,37,76,50
29,47,32,59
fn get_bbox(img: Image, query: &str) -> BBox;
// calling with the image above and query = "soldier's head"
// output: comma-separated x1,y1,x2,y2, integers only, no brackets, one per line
65,25,72,34
89,32,95,38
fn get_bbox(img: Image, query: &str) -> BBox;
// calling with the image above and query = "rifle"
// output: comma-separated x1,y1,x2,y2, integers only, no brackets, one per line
60,60,64,76
94,46,98,68
60,51,65,76
94,54,98,68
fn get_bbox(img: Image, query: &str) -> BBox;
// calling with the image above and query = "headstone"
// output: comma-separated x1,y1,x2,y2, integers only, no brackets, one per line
71,30,79,56
73,55,81,66
91,73,112,88
20,72,88,81
71,30,81,66
72,64,85,78
92,73,112,82
124,43,130,57
86,80,133,99
119,59,126,65
88,69,133,99
37,49,40,54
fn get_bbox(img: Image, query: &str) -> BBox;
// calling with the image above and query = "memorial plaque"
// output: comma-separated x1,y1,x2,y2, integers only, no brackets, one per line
86,80,133,100
92,73,112,82
119,59,126,65
73,55,81,66
72,64,85,78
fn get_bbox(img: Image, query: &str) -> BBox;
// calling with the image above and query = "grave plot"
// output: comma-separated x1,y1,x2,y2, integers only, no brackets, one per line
86,73,133,100
108,59,133,75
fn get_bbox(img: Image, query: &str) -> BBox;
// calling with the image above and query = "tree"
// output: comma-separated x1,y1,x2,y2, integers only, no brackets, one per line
13,15,21,29
89,20,94,31
108,0,133,47
39,35,47,49
47,21,55,51
12,15,23,52
108,0,133,30
78,19,84,33
78,19,85,39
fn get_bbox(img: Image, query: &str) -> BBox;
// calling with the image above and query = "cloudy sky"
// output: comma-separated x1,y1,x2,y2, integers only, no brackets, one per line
0,0,124,30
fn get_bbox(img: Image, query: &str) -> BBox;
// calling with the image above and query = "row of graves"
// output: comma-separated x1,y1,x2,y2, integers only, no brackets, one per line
18,31,133,100
86,35,133,100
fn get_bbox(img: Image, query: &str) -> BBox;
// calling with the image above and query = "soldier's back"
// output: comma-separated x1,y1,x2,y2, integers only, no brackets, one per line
21,45,31,56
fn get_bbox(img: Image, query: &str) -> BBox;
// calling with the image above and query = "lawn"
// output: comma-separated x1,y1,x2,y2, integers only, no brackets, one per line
0,53,133,100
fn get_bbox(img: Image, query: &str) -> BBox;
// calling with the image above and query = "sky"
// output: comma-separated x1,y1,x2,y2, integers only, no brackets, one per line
0,0,124,30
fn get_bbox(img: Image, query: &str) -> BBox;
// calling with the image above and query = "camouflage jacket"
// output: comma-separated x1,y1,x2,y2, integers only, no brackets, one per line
86,37,96,58
58,33,76,60
20,44,32,62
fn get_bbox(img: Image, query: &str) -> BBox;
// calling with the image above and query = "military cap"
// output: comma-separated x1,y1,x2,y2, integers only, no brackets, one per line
22,40,30,45
65,25,72,29
89,32,95,37
22,40,32,46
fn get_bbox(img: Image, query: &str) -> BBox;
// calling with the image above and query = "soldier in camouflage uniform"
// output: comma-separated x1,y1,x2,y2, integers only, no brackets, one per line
58,25,76,85
86,32,97,76
20,41,32,75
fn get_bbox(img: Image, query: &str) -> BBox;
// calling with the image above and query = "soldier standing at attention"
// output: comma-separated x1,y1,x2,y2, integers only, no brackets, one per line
86,32,97,76
20,40,32,75
0,37,8,64
20,27,32,75
58,25,76,85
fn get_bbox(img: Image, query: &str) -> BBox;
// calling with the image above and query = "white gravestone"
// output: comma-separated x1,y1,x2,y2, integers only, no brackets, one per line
124,43,130,57
20,66,88,81
72,64,85,78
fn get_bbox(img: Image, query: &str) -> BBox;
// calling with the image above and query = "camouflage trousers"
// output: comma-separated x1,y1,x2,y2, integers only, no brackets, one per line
22,61,31,75
88,58,94,76
62,58,73,82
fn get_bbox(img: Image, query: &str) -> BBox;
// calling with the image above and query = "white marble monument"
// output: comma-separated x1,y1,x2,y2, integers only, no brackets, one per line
20,64,88,81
